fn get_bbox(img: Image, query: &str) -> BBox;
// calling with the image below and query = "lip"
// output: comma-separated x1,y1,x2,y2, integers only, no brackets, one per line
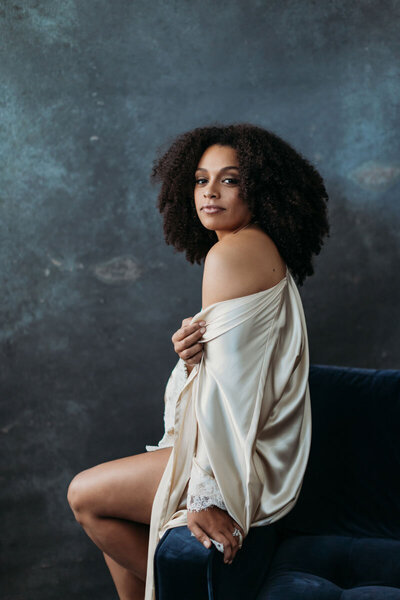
202,205,225,213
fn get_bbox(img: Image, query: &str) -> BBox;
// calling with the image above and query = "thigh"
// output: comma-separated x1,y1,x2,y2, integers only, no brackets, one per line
69,446,172,525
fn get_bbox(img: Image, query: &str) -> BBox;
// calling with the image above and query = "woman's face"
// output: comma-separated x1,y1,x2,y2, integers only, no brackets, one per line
194,144,253,242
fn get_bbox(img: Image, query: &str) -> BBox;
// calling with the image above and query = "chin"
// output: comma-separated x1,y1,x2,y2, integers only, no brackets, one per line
200,222,217,231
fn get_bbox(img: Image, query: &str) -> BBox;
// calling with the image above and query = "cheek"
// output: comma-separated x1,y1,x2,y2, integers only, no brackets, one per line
229,194,251,217
194,193,202,213
227,189,243,205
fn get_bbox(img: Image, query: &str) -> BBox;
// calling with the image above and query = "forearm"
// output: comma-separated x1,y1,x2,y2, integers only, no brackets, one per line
182,358,228,513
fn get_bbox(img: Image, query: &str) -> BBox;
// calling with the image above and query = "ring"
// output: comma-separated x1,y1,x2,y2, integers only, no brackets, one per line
190,531,242,553
232,527,243,548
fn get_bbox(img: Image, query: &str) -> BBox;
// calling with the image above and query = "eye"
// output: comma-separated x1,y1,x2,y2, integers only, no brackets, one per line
195,177,239,185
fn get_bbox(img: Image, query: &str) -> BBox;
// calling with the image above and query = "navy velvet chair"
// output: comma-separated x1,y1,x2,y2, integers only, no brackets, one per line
154,364,400,599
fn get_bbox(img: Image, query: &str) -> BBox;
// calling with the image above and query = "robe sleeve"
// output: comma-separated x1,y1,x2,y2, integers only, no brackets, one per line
187,272,311,534
187,425,227,512
145,353,227,511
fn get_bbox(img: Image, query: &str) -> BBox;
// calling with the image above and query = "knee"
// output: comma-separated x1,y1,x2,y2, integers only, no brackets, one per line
67,471,91,522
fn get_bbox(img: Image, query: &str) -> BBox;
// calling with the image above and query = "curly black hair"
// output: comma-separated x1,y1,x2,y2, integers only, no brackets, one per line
150,122,330,286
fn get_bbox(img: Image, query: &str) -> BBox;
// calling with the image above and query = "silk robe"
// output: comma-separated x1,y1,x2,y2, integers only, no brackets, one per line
144,266,312,600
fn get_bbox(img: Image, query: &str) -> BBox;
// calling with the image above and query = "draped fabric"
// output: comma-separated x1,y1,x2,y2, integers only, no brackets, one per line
146,354,228,513
144,266,312,600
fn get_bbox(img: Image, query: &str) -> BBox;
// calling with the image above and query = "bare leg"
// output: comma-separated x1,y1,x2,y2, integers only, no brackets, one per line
74,511,149,578
103,552,145,599
67,447,172,599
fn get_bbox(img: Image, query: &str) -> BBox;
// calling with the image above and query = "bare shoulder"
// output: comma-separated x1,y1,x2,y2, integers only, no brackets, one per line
202,226,287,309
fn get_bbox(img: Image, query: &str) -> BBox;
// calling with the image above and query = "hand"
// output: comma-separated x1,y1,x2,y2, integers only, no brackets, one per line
171,317,207,367
187,506,245,565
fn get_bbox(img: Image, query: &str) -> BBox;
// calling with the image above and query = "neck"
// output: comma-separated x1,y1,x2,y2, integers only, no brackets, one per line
215,220,258,242
232,221,253,235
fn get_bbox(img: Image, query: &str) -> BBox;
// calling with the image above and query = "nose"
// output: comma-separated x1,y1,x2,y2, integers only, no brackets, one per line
203,185,219,198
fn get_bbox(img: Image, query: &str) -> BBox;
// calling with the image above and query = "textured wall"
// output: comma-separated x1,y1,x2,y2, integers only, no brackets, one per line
1,1,399,598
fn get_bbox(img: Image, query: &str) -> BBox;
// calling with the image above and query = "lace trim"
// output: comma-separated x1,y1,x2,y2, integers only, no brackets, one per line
187,493,227,512
187,457,226,512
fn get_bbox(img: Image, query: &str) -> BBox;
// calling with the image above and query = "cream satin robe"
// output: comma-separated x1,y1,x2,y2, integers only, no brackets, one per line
144,265,312,600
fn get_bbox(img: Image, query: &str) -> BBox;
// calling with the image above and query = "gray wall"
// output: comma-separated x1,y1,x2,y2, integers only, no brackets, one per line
1,1,399,598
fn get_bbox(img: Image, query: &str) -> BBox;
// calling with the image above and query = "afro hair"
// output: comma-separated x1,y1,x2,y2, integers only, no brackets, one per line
151,122,330,286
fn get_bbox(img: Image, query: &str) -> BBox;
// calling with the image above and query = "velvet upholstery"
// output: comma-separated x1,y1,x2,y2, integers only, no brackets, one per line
154,522,278,600
153,364,400,599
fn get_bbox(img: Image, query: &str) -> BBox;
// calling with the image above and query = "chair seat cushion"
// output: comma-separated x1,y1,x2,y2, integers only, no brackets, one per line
257,534,400,599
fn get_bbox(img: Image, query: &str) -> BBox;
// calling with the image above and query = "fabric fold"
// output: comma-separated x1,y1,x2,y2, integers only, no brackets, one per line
144,267,312,600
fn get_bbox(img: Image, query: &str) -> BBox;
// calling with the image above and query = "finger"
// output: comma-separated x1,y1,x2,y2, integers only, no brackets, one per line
209,532,233,563
223,529,241,563
178,324,207,349
176,326,207,362
217,533,233,564
180,346,204,364
173,321,206,345
181,349,203,366
224,522,243,562
233,521,245,540
232,522,244,555
181,317,194,326
190,523,212,550
232,520,244,535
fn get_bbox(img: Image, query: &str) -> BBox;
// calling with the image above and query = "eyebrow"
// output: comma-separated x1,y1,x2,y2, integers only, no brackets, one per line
195,166,239,172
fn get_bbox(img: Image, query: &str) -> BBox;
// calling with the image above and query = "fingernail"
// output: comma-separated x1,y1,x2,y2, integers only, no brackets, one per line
200,327,206,333
203,540,210,548
199,320,206,325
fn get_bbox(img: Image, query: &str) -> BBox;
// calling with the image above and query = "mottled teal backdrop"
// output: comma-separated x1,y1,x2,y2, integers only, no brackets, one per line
1,1,399,598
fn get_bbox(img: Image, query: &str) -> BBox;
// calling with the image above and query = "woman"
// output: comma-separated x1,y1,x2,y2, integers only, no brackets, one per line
67,123,330,600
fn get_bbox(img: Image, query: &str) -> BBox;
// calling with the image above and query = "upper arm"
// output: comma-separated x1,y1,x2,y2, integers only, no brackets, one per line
202,242,275,309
